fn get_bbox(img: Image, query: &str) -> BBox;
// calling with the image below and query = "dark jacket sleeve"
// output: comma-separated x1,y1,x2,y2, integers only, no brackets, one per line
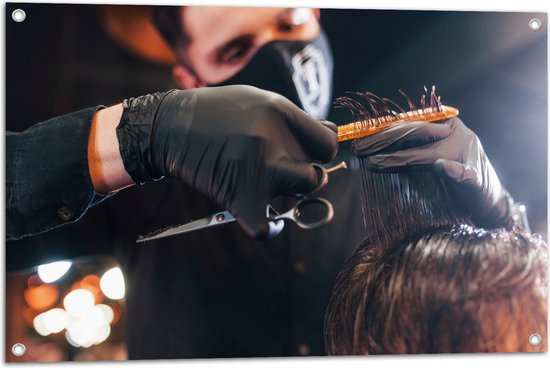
6,106,113,241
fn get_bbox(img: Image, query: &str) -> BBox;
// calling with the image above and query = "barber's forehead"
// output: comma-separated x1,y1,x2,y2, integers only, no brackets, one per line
182,7,287,44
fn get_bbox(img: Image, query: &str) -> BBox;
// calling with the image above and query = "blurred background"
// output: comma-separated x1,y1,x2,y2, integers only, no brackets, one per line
5,3,547,362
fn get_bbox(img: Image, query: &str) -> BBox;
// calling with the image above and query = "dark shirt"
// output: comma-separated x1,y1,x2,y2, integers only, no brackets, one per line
6,108,365,358
6,107,109,241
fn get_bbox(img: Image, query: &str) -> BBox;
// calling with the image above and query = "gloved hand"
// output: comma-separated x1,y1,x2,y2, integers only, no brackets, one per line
351,117,513,229
116,85,338,239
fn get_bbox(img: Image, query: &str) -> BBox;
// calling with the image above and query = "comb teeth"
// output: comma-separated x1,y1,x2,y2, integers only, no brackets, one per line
335,86,458,141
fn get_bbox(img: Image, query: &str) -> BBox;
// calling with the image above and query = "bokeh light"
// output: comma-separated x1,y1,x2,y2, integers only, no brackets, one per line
24,283,59,311
99,267,125,300
73,275,103,304
63,289,95,317
65,307,112,347
27,270,123,350
107,302,122,324
42,308,69,333
37,261,72,283
33,313,51,336
96,304,115,324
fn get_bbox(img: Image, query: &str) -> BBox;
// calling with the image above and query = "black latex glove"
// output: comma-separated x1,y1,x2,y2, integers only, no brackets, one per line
352,117,513,229
117,85,338,239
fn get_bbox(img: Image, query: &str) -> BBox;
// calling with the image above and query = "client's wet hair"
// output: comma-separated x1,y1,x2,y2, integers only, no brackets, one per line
326,89,548,354
325,225,547,354
337,88,472,255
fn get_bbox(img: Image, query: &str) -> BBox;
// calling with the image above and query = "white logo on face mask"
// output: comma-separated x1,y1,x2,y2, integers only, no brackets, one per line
291,44,330,118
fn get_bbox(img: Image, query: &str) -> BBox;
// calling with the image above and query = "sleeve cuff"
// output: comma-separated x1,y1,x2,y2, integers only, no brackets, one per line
6,106,109,240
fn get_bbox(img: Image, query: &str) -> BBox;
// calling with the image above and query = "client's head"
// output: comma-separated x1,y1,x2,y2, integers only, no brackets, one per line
325,225,547,354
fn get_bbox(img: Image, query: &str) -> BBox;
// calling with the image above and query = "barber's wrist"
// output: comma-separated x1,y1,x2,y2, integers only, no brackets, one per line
116,91,174,184
88,104,134,193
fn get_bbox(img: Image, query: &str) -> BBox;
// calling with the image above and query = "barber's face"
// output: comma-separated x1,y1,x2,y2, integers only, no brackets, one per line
173,7,321,88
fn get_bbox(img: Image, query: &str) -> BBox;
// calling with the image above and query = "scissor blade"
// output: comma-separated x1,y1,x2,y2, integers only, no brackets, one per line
136,211,236,243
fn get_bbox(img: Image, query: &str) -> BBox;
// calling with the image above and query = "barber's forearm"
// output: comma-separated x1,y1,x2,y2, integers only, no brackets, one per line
88,104,135,193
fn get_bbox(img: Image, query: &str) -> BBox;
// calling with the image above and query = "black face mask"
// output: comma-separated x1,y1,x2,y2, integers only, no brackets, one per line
213,31,334,119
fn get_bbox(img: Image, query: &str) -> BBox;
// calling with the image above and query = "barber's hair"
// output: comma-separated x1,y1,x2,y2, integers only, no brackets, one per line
150,6,190,59
325,225,548,354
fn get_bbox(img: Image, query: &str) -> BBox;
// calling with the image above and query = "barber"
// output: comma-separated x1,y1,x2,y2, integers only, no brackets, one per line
6,85,338,240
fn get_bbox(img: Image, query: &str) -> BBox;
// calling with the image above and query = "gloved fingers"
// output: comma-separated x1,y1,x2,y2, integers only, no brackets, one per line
435,159,510,229
365,146,445,171
433,159,481,190
277,98,338,163
319,119,338,133
231,191,271,240
352,119,454,157
274,159,320,195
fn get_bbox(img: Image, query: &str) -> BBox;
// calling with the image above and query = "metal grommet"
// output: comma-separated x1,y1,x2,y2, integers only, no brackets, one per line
529,18,542,31
529,333,542,346
12,343,26,356
12,9,26,22
57,206,75,221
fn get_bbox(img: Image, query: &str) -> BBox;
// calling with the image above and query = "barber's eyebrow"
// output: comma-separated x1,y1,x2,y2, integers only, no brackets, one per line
211,34,256,62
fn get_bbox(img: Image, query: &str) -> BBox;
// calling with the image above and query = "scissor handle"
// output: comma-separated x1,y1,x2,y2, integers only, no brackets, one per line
308,163,329,196
273,197,334,230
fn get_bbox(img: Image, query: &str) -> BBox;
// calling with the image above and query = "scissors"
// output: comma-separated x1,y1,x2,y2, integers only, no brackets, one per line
136,161,348,243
